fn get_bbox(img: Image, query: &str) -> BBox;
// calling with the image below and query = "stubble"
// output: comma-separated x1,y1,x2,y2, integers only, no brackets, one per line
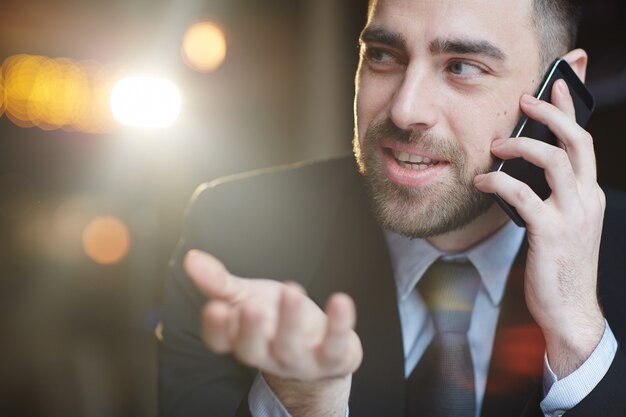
354,119,495,238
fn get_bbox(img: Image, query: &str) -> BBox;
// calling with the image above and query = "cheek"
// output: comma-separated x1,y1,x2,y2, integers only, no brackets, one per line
449,106,491,152
355,73,398,140
493,101,526,141
354,97,368,145
449,99,519,168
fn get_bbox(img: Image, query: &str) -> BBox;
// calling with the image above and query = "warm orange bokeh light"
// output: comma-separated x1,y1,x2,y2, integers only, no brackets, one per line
82,216,131,265
182,21,227,73
0,71,4,118
1,54,118,133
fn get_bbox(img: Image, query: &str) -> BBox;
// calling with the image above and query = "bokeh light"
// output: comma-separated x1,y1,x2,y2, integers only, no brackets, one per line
110,76,181,128
1,54,119,133
0,69,4,118
82,216,131,265
181,21,227,73
50,195,99,263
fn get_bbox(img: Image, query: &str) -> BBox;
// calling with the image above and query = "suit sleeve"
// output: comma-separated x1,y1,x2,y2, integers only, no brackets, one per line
158,184,255,417
559,347,626,416
157,159,343,417
562,188,626,417
540,322,618,416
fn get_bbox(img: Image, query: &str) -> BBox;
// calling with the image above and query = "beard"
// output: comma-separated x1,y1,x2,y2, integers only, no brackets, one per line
353,119,495,239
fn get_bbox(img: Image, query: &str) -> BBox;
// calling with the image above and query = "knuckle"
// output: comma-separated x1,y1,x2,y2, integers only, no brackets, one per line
514,182,534,205
580,131,594,147
550,147,569,168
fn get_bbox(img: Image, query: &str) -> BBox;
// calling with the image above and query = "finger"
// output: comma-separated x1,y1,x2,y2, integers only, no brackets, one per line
519,94,596,183
490,137,578,207
184,250,247,302
271,286,308,370
317,293,361,375
551,79,576,121
202,301,235,353
474,171,548,228
285,281,307,296
547,80,600,190
232,302,270,367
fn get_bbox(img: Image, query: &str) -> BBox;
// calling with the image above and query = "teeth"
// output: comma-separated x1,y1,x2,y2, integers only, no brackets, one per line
393,150,438,170
398,151,410,162
400,162,438,170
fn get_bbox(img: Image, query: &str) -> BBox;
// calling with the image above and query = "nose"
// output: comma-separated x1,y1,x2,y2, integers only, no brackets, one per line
388,65,438,131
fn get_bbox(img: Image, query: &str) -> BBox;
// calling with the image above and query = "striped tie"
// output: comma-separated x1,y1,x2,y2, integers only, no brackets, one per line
406,257,481,417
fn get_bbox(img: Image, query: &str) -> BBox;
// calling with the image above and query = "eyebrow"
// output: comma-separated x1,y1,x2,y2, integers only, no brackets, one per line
360,27,407,51
360,26,507,62
429,38,507,61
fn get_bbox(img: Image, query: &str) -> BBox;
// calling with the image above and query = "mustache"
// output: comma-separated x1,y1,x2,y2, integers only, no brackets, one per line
363,119,464,163
365,119,420,144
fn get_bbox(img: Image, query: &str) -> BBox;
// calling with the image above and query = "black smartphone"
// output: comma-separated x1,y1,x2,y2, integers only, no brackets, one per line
491,58,596,227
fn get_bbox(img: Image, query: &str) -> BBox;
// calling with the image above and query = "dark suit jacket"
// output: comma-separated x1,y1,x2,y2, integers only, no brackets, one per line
159,155,626,417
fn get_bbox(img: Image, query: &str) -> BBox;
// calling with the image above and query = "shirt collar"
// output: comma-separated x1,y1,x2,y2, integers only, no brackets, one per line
384,220,526,306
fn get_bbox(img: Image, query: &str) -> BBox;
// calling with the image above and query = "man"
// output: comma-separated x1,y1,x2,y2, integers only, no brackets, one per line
159,0,626,416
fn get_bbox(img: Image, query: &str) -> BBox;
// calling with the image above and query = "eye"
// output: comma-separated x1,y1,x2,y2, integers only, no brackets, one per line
363,46,394,63
361,43,406,73
447,61,484,77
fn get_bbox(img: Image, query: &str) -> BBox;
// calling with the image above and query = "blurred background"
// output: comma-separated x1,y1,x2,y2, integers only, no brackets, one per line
0,1,623,416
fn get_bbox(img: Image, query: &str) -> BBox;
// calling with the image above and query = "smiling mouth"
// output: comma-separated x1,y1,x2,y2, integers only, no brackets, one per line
391,149,441,170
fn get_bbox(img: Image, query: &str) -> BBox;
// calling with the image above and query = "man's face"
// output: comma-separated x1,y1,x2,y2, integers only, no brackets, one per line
354,0,542,238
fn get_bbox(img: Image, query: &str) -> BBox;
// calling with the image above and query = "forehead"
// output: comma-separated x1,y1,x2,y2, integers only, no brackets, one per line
368,0,537,57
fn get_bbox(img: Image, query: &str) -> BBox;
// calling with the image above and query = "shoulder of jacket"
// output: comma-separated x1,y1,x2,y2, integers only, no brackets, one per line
190,153,355,200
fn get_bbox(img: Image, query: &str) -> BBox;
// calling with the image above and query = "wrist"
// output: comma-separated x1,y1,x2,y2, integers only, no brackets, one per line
543,310,605,379
263,372,351,417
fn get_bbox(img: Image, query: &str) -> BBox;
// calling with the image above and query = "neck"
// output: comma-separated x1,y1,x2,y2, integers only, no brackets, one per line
426,204,511,252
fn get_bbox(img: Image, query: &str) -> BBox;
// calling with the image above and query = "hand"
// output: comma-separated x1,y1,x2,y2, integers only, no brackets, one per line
184,249,362,415
474,79,606,378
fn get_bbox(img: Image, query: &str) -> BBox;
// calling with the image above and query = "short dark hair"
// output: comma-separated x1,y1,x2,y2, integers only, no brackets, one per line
365,0,584,70
532,0,583,69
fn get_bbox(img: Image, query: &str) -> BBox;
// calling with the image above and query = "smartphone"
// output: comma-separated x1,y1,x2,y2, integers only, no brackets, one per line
491,58,596,227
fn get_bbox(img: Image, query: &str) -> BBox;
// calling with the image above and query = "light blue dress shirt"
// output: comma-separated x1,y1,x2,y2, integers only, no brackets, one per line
249,221,617,417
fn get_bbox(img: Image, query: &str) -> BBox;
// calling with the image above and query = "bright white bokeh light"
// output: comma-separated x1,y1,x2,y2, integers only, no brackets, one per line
110,76,181,128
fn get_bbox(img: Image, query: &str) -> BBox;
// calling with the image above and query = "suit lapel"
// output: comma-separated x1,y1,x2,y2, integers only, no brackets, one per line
308,173,406,416
481,238,545,417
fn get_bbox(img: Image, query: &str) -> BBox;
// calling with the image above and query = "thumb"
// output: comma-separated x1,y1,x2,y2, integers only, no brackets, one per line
184,250,246,302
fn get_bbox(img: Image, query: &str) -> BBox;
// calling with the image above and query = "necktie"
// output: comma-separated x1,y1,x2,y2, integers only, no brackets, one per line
406,257,481,417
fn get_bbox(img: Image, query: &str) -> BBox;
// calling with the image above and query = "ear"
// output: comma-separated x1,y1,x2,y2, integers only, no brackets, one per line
561,48,588,82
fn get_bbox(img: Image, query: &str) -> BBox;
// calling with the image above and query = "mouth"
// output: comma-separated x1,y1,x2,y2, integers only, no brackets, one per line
379,145,448,188
391,149,441,170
